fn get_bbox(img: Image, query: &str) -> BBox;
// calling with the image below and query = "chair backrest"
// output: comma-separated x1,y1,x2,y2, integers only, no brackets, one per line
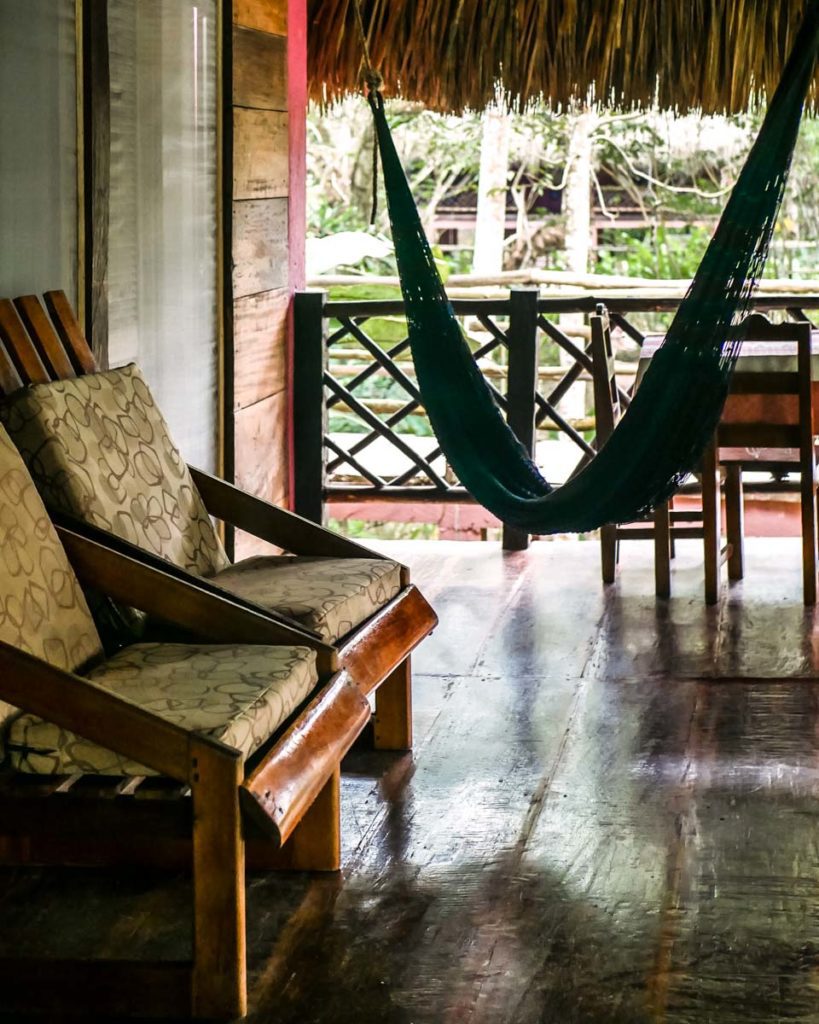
1,364,231,577
590,305,621,448
0,291,97,395
719,314,814,450
0,424,103,679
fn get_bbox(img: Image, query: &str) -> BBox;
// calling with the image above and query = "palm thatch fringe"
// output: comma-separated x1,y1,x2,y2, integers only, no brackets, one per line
309,0,819,113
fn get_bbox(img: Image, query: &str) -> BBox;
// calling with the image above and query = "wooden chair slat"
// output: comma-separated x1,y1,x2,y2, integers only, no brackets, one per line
0,336,24,394
0,299,49,385
729,372,799,395
13,294,76,380
43,289,98,374
720,424,802,448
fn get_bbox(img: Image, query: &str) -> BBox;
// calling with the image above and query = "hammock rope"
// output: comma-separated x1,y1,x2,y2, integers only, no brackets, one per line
361,1,819,533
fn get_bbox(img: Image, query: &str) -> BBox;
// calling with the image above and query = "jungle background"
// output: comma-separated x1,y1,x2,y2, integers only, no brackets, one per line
307,101,819,539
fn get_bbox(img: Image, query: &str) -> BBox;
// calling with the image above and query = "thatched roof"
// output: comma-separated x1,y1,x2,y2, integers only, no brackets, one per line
308,1,817,114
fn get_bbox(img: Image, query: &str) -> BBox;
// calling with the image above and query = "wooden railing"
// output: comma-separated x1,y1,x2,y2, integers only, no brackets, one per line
293,289,819,549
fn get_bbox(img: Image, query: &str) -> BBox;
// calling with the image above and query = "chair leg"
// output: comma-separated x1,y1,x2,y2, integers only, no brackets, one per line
374,658,413,751
600,524,617,584
800,477,818,605
246,767,341,873
653,501,671,599
724,464,745,581
701,441,721,605
668,497,677,559
190,742,247,1021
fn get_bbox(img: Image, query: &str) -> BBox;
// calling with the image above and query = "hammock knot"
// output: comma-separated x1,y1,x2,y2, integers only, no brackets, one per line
362,68,384,95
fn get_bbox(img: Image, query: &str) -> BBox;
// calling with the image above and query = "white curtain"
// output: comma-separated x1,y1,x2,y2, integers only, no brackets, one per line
108,0,219,472
0,0,77,300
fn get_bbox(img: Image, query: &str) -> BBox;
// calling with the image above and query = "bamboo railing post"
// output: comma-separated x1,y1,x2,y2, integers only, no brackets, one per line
294,291,328,524
503,287,540,551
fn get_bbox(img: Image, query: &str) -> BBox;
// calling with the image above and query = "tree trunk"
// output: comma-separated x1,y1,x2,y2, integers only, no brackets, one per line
472,107,511,275
558,109,596,461
562,110,595,280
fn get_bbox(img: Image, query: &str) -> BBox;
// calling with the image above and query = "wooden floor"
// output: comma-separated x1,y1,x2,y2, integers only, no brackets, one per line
4,537,819,1022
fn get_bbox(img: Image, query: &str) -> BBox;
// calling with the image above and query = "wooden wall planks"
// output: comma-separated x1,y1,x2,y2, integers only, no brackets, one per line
233,289,288,411
233,0,286,37
233,198,289,298
233,389,289,560
230,0,292,552
234,109,289,199
233,27,287,109
233,389,288,499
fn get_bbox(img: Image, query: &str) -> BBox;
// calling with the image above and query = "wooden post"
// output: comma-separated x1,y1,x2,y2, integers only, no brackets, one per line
503,287,539,551
82,0,110,368
293,290,327,523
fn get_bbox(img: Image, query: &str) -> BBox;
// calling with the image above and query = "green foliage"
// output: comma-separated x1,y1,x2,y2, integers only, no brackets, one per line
595,224,715,279
327,517,438,540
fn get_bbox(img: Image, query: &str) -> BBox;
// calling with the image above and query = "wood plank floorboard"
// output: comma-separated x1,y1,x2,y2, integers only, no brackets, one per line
3,539,819,1022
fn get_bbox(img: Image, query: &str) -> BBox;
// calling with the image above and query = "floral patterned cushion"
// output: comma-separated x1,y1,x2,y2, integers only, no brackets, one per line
0,425,103,754
0,425,104,762
1,365,229,576
212,556,403,642
7,642,317,776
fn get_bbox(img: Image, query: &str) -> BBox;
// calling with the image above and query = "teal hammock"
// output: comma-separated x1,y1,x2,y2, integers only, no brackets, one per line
367,2,819,534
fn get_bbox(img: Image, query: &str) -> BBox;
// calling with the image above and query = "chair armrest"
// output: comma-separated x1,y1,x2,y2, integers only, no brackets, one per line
0,641,227,781
51,514,326,635
189,465,395,561
56,527,339,677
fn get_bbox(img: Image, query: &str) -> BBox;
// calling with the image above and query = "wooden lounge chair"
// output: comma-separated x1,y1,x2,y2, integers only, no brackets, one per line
0,291,437,754
0,421,372,1018
719,314,817,604
590,306,724,603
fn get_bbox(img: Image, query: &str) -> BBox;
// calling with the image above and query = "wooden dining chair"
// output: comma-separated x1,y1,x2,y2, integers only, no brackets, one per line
719,314,817,604
590,306,724,603
0,291,437,753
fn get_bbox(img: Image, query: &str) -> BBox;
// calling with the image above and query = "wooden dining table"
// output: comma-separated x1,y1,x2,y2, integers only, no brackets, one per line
638,331,819,437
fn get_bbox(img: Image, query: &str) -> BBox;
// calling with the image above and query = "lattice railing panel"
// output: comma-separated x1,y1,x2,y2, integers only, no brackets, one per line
293,292,819,509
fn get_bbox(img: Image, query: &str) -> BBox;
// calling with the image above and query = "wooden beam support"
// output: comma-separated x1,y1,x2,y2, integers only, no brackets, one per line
82,0,110,366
